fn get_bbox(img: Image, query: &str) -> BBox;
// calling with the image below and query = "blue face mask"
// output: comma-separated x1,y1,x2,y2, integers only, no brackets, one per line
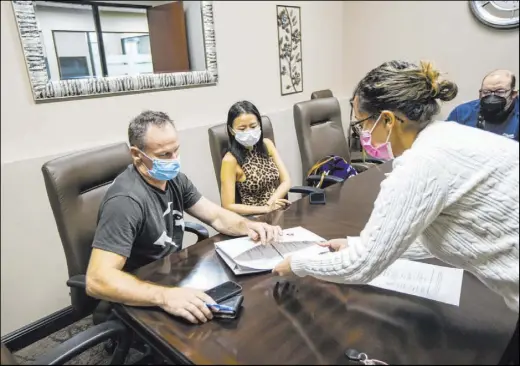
141,151,181,181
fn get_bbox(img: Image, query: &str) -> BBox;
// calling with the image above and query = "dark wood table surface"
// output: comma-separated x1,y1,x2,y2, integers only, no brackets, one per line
114,163,517,365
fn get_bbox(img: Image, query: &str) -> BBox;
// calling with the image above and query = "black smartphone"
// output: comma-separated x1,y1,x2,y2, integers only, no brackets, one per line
205,281,242,303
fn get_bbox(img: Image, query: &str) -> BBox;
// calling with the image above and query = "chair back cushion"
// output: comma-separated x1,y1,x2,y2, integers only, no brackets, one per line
293,98,351,181
311,89,334,99
41,142,132,279
208,115,274,193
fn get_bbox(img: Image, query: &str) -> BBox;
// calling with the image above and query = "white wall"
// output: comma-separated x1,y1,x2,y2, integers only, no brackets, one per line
342,1,519,119
1,0,346,336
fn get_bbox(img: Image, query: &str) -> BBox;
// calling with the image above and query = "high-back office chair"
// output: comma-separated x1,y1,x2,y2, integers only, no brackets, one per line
293,97,381,185
41,143,209,322
208,116,318,204
1,320,130,365
310,89,334,100
309,90,383,163
311,89,357,156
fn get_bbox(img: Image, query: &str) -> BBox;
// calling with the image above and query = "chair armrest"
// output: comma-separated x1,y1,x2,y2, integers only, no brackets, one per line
33,320,130,365
66,275,86,290
351,163,369,173
306,175,344,186
288,186,324,195
185,221,210,242
351,158,384,165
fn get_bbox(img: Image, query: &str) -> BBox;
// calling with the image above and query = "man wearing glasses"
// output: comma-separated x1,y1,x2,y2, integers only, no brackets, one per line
447,69,518,141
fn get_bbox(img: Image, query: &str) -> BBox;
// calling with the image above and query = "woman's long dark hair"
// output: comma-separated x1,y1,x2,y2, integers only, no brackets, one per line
226,100,269,166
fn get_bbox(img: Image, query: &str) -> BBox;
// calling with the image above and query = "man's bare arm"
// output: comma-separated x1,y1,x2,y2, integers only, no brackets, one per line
86,248,166,307
86,248,215,323
187,197,250,237
187,197,282,244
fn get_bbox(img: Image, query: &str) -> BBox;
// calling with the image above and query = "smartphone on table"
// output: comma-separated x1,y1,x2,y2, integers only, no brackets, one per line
205,280,242,303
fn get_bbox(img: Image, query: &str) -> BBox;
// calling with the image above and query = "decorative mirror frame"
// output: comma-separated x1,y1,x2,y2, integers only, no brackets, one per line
11,0,219,102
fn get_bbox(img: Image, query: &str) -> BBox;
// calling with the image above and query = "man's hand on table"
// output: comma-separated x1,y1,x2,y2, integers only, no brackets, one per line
159,287,215,324
246,221,283,244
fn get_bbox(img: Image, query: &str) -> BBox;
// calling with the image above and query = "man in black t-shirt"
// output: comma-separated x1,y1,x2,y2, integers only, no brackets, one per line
86,110,282,325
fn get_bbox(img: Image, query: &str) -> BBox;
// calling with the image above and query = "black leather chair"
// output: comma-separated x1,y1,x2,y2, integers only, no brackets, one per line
309,90,384,166
310,89,334,100
1,320,130,365
293,97,382,186
208,116,320,203
41,142,209,322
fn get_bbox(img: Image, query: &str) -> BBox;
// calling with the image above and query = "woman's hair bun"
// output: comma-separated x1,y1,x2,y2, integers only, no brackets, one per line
420,60,458,102
436,79,458,102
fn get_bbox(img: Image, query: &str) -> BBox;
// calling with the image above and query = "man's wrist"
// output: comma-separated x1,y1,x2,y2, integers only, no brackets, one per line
232,217,250,235
151,285,170,308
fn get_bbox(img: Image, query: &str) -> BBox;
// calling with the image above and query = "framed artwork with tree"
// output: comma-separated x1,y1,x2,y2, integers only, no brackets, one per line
277,5,303,96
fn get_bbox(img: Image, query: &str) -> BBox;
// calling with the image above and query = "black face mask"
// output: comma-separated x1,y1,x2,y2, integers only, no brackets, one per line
480,95,515,124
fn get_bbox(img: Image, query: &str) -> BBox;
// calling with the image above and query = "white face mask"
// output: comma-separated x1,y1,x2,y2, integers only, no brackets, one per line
234,127,262,148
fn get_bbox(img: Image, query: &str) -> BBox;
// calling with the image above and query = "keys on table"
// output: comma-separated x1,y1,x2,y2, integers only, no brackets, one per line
344,349,388,365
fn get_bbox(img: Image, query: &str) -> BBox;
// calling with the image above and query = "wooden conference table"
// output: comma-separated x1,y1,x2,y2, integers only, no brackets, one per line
113,163,517,365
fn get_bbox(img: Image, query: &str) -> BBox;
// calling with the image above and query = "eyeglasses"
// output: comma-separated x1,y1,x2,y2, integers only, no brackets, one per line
479,89,511,98
350,115,375,135
349,112,405,135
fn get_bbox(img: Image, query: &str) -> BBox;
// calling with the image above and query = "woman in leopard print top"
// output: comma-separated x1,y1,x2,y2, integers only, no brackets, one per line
220,101,292,216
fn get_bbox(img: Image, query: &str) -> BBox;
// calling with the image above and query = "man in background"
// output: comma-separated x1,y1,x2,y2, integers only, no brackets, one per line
447,69,518,141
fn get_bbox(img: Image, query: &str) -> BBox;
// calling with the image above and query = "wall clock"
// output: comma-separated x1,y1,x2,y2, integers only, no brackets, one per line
469,1,519,29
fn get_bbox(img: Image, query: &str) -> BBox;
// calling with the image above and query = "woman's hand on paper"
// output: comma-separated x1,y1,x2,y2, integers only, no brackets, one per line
318,238,348,252
273,239,347,276
246,221,283,244
272,256,294,277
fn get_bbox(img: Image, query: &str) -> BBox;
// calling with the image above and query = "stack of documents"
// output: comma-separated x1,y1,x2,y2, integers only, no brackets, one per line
215,226,464,306
215,227,328,275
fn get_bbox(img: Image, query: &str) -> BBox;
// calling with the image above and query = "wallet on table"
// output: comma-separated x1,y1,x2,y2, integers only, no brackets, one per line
213,294,244,319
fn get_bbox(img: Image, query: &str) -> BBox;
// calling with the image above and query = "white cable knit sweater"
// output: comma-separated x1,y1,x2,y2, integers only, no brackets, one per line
290,121,519,313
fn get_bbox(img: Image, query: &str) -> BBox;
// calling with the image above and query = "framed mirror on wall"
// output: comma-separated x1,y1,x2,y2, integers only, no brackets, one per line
11,0,218,102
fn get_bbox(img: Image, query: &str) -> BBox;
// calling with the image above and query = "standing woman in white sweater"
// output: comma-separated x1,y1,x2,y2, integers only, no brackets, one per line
274,60,519,362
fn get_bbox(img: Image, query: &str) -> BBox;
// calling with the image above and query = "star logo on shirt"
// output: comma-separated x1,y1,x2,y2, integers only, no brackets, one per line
153,203,185,248
163,202,173,217
153,231,177,248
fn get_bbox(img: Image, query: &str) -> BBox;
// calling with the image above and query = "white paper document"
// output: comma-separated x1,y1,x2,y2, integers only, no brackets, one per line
368,259,464,306
215,227,328,275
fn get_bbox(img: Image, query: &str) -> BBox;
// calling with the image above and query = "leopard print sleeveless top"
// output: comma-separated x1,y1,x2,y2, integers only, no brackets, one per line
236,150,280,206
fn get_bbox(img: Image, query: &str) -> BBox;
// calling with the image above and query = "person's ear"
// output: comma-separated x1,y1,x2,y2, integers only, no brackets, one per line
512,90,518,99
130,146,142,163
380,110,396,129
228,126,236,136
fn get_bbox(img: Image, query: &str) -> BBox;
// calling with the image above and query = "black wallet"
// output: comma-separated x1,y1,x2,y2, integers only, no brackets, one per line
213,294,244,319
